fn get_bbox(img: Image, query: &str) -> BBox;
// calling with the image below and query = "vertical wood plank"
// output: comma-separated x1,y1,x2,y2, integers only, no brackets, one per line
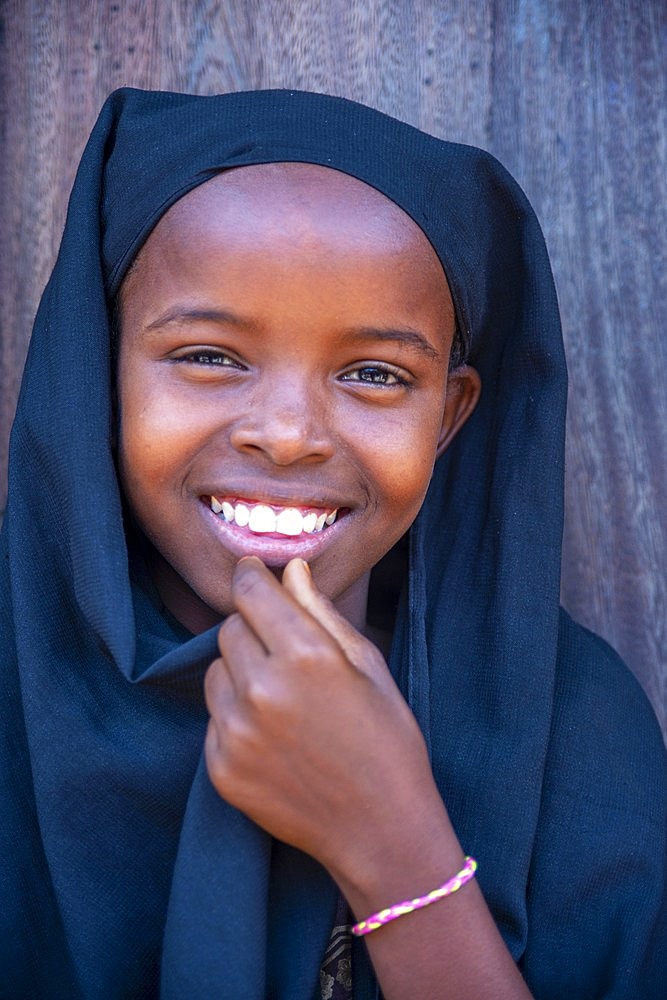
485,0,666,729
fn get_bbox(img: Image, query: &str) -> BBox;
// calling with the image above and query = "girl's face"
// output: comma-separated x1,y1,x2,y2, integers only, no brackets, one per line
117,164,479,633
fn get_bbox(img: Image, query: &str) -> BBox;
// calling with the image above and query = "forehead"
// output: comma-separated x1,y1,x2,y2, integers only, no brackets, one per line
118,163,457,356
138,162,447,276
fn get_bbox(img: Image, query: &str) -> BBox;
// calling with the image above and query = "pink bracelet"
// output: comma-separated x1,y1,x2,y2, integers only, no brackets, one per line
351,856,478,937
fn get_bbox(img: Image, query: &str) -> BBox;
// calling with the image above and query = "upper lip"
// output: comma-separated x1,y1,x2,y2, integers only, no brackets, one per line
200,486,352,510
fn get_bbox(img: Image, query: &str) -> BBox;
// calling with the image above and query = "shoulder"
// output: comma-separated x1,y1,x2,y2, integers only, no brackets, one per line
548,609,666,817
521,610,667,999
542,609,666,875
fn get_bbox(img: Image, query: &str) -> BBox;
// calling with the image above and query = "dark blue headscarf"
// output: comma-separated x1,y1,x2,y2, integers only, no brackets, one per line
2,89,665,999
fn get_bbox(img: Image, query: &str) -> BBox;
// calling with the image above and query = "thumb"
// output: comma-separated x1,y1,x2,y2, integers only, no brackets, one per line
282,558,383,677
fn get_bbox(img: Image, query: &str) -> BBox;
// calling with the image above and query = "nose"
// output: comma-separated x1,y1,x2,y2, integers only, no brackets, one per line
228,377,335,466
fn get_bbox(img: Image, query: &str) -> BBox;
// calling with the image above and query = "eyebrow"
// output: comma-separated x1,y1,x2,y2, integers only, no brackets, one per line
144,308,442,362
349,327,442,362
145,308,252,332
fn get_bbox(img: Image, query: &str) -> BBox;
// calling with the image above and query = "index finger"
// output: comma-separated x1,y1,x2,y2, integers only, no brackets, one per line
231,556,335,657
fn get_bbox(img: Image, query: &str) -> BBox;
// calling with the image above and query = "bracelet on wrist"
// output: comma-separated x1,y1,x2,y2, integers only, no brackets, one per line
351,856,478,937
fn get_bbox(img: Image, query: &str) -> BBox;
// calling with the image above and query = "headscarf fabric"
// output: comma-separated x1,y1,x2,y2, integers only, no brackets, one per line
1,88,665,999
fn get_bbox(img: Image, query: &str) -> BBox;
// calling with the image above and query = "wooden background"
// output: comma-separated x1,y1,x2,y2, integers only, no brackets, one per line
1,0,665,736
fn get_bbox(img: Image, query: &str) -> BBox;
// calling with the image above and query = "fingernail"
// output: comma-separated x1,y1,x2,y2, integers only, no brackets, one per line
300,559,311,576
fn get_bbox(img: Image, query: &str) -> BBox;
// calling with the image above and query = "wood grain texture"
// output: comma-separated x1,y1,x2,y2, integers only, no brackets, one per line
1,0,665,734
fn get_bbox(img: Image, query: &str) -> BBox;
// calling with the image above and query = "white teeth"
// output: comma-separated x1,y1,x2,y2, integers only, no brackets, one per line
248,504,276,533
302,512,317,534
276,508,303,536
234,503,250,527
210,498,340,534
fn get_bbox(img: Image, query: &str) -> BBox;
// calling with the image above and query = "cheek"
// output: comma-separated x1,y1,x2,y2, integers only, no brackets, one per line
353,405,443,518
117,377,197,505
384,447,437,520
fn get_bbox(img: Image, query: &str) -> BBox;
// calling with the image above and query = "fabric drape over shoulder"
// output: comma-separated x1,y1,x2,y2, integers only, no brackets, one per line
1,88,665,999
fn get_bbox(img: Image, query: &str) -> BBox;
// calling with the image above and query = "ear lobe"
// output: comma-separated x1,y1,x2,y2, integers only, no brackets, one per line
436,365,481,459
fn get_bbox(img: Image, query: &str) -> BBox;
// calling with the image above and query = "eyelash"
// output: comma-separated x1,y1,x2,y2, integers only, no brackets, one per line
171,350,410,387
172,349,244,368
340,365,409,387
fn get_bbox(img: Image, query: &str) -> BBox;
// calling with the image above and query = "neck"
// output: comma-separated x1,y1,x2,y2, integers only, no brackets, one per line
332,570,371,633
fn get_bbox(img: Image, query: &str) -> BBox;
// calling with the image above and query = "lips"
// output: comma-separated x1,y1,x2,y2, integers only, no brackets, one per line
208,496,340,537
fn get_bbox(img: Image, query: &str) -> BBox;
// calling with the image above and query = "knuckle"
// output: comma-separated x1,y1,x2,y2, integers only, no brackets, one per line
289,635,333,670
362,647,389,680
205,712,252,782
243,676,274,713
218,710,248,748
218,612,243,651
204,657,227,708
204,723,228,784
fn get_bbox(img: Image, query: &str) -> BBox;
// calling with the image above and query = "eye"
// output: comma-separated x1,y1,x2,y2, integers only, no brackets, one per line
171,348,245,369
340,365,408,387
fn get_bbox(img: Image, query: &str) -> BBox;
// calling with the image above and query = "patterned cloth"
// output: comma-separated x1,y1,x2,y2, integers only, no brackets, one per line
319,896,353,999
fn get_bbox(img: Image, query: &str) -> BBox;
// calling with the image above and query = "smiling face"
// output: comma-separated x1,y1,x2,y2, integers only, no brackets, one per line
116,163,480,633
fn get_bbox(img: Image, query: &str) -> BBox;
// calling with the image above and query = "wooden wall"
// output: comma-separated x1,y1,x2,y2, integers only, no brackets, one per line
1,0,665,735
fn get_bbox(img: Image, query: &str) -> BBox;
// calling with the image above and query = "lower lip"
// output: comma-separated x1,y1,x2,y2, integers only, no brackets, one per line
200,503,347,565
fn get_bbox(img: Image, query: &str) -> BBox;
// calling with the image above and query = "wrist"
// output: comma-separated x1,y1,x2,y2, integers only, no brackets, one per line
324,789,466,920
351,857,478,937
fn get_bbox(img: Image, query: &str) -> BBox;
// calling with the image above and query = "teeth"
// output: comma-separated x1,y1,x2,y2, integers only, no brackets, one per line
302,512,317,534
234,503,250,527
276,508,303,536
248,504,276,533
209,497,339,535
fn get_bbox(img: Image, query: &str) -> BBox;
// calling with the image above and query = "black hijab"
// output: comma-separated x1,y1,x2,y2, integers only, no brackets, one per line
2,88,665,999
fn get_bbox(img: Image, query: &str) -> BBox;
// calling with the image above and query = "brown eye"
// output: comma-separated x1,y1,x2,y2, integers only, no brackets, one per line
191,351,231,365
360,367,392,383
172,349,244,368
341,365,406,386
191,352,226,365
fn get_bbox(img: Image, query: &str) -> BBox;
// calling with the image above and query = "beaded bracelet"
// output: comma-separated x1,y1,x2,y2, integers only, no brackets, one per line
351,856,478,937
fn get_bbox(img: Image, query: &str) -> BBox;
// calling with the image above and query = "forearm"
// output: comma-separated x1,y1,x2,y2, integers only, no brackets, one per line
327,797,533,1000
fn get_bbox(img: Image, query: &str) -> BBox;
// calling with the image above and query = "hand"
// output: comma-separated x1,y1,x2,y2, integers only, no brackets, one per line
204,556,438,879
204,559,535,1000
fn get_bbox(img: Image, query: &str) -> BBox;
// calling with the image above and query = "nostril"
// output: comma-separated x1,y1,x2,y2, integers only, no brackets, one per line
229,415,333,464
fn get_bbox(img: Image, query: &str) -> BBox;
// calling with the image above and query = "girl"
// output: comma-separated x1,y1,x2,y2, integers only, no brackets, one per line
1,88,665,999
